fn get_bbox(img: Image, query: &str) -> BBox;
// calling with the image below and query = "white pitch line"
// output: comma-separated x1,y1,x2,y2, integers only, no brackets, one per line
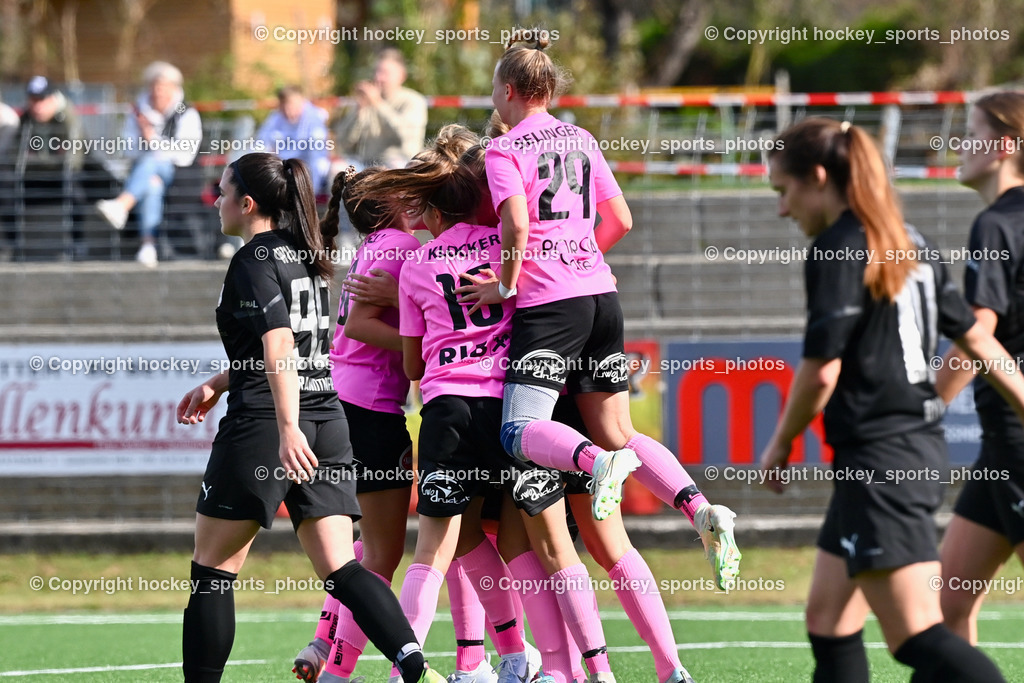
13,640,1024,677
0,659,266,677
1,609,1022,627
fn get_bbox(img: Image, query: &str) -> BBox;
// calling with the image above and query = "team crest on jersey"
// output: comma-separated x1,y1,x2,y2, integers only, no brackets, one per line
593,352,628,384
515,349,567,383
512,469,561,503
420,470,468,505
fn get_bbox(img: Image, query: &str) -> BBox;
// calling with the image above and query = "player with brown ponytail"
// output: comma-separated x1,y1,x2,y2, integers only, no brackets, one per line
762,118,1024,682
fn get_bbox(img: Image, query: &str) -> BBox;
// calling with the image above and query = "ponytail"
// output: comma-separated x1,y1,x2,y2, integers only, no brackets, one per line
843,126,915,301
771,118,915,302
283,158,333,281
321,166,387,238
351,155,480,227
228,153,334,281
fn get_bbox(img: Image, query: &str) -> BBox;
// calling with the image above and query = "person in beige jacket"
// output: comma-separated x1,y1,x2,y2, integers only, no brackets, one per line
333,49,427,170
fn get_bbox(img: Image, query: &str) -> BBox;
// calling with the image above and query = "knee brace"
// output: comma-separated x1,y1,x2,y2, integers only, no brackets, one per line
501,383,560,461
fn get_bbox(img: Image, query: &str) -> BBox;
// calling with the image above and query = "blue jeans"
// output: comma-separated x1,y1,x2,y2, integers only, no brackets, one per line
124,155,176,239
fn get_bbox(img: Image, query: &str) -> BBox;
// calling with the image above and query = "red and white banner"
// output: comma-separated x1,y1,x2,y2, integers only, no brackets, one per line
0,343,225,476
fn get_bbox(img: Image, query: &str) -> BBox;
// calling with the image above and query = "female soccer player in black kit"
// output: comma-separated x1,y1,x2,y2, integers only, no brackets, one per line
759,118,1024,682
176,152,443,683
935,91,1024,644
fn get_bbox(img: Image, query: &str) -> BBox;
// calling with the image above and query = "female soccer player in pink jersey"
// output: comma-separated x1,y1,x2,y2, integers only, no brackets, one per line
456,30,741,593
351,145,615,683
463,136,696,683
295,129,485,683
292,165,422,683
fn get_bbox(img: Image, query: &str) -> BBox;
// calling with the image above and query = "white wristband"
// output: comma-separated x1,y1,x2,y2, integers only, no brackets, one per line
498,282,517,299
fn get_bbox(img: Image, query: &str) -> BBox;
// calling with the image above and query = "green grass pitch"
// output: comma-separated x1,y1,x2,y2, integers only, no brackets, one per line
3,606,1024,682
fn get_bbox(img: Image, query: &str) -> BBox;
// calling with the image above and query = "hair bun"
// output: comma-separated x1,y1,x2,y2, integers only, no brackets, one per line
506,27,550,50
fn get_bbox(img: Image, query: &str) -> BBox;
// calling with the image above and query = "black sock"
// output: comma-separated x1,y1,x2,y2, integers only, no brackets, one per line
895,624,1006,683
182,561,238,683
808,630,869,683
326,560,423,683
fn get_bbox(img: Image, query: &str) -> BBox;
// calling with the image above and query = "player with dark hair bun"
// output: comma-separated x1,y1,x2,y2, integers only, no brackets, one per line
176,152,443,683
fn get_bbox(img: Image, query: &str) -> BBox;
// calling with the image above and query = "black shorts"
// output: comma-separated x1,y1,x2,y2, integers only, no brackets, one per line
953,425,1024,545
506,293,628,394
342,401,414,494
480,483,505,522
197,415,360,531
817,429,945,577
417,395,564,518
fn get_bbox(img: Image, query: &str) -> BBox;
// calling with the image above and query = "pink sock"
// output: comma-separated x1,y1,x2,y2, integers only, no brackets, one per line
609,548,681,680
399,563,445,645
323,637,364,678
326,568,389,678
320,537,364,642
521,420,604,473
487,533,528,642
447,560,487,672
389,564,444,681
564,621,585,683
459,540,525,655
551,564,610,675
507,552,574,683
626,434,707,523
314,594,341,644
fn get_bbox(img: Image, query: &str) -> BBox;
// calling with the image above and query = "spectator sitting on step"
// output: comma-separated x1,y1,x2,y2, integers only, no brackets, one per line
256,85,330,196
95,61,201,267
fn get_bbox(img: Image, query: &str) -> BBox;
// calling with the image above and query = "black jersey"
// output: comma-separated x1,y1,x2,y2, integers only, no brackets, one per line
216,230,342,419
963,186,1024,430
803,210,976,446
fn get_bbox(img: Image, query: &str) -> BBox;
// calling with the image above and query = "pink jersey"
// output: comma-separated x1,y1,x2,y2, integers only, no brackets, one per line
486,111,622,307
331,227,422,413
399,223,512,403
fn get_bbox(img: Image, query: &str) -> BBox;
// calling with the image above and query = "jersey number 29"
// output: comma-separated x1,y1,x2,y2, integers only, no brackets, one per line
537,151,591,221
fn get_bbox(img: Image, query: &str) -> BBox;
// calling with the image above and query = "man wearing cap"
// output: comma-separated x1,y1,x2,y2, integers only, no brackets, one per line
95,61,202,267
0,76,87,260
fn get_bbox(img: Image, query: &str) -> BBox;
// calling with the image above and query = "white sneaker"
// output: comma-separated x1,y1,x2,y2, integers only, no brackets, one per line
662,667,696,683
319,673,365,683
447,660,498,683
524,641,541,680
292,639,329,682
493,651,528,683
693,503,741,590
588,674,616,683
136,243,158,267
589,448,641,520
95,199,128,230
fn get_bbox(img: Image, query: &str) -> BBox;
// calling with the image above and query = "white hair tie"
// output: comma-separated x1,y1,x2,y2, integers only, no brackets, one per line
840,121,852,134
